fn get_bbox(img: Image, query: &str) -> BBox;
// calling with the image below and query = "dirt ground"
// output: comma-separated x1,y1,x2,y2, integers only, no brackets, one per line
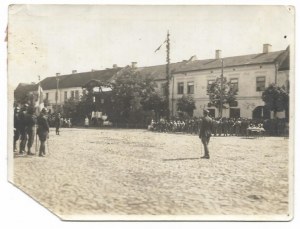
12,128,290,219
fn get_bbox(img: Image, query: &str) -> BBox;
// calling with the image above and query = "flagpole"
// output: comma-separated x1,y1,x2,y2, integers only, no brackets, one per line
166,30,170,120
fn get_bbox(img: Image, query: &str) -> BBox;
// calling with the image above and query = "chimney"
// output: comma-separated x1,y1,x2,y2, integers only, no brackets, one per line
131,62,137,68
263,44,272,53
113,64,118,68
56,73,60,77
215,50,222,59
72,70,77,74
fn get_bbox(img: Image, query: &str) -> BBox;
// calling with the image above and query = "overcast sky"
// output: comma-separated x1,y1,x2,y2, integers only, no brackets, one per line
8,5,294,87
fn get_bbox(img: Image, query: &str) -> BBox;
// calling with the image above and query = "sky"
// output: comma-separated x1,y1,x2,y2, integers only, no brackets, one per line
8,5,294,87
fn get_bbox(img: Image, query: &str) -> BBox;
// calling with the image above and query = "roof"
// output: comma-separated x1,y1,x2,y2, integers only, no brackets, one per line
136,61,187,80
278,46,290,71
173,50,286,73
40,68,122,90
14,83,39,102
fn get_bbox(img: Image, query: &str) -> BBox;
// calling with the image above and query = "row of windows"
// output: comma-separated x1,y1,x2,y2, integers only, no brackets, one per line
177,76,266,95
177,82,194,94
44,90,81,102
64,90,80,101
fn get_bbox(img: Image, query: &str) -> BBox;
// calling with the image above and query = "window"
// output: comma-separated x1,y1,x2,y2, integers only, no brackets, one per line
256,76,266,91
71,91,75,99
187,82,194,94
177,82,184,94
207,80,215,94
75,90,79,100
45,93,49,100
64,91,68,101
161,83,167,96
230,78,238,92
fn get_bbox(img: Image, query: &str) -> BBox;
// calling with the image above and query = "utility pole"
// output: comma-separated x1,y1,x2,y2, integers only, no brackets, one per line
166,30,170,120
220,59,224,118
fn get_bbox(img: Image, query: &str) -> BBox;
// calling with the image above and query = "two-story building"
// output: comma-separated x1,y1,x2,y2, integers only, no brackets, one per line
170,44,289,119
38,67,121,111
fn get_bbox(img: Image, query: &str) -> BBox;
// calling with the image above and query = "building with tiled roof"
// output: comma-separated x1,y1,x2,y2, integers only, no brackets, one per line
170,44,289,118
14,43,289,119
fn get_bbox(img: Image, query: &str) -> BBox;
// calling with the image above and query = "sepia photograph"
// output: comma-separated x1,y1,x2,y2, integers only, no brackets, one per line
7,4,294,221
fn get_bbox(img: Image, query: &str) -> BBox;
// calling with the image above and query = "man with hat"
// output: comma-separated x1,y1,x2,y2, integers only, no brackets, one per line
199,109,213,159
37,108,50,157
13,106,21,152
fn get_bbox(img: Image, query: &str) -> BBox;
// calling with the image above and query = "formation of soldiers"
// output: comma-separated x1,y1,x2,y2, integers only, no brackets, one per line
14,104,51,157
149,117,267,137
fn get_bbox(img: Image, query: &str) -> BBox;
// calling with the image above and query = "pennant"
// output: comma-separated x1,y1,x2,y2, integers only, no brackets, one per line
154,39,167,53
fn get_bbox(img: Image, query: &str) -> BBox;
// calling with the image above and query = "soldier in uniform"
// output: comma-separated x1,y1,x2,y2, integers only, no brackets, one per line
199,109,213,159
19,104,28,155
13,106,21,152
55,113,61,135
25,106,37,155
37,108,50,157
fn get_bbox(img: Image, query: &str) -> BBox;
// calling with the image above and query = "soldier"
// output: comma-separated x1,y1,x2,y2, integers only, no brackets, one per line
199,109,213,159
19,104,28,155
13,106,21,152
55,113,61,135
37,108,50,157
25,106,37,155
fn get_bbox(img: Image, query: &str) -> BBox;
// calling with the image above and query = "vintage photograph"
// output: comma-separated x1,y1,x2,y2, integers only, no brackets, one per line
7,5,294,220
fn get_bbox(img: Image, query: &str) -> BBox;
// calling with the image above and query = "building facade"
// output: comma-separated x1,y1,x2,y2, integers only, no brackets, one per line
170,44,289,119
14,44,289,119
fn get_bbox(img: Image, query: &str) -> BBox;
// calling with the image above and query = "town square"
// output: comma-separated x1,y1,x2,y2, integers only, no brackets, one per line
8,5,294,221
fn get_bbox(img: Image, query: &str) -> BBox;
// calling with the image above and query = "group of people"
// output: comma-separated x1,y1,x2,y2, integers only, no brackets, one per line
149,117,266,137
14,104,50,157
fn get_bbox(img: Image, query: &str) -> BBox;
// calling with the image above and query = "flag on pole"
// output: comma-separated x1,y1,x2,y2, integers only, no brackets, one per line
35,84,44,114
154,39,167,53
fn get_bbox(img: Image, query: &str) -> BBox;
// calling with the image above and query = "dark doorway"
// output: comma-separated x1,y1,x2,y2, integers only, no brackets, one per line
252,106,270,119
207,109,215,118
230,108,240,118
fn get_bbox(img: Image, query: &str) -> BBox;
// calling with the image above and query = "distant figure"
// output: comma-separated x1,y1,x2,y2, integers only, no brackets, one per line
55,113,61,135
37,108,50,157
199,109,213,159
13,106,21,152
84,116,89,127
68,118,72,128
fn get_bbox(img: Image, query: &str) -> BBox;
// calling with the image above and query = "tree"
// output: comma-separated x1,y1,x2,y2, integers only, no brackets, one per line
207,77,237,117
141,92,168,120
110,68,158,124
262,83,289,118
177,95,196,117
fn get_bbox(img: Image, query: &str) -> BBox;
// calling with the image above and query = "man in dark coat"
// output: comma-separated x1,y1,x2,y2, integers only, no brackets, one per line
199,109,213,159
19,104,28,155
25,106,37,155
13,106,21,152
37,108,50,157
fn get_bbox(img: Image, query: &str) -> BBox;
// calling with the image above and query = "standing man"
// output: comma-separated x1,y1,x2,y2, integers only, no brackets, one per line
13,106,21,152
199,109,213,159
55,112,61,135
37,108,50,157
25,106,37,155
19,104,28,155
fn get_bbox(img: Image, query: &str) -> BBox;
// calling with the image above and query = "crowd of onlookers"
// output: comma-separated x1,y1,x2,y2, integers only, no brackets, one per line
47,113,72,128
148,117,289,137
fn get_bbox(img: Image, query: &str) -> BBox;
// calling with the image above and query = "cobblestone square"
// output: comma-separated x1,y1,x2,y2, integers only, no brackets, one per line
12,128,290,220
